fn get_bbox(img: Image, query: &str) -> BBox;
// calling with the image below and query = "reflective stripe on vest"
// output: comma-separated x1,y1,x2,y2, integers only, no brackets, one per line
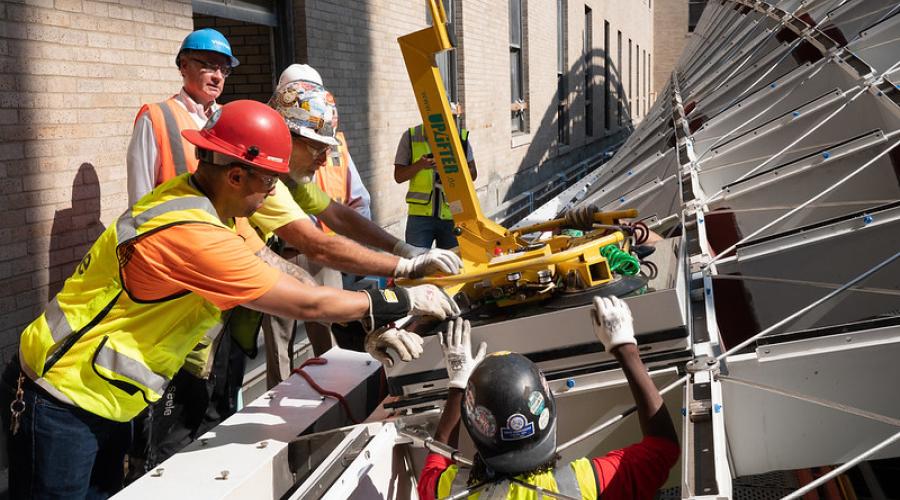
315,131,352,234
437,458,596,499
18,174,229,422
406,125,467,221
137,98,200,185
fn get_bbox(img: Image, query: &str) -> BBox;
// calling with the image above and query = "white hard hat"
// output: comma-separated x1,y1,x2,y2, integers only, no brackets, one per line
278,64,323,88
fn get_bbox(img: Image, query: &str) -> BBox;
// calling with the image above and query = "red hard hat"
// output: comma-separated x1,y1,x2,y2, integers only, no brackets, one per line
183,100,292,174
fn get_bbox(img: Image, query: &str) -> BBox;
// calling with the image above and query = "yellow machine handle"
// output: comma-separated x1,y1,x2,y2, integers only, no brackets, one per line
398,0,517,264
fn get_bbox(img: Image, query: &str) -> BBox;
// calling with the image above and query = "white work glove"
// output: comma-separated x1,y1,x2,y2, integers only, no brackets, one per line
591,296,637,351
404,284,461,320
438,318,486,389
393,240,428,259
394,249,463,279
365,326,425,367
564,204,599,230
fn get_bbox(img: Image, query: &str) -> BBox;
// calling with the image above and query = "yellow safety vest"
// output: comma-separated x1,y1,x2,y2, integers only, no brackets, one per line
407,125,468,221
437,458,598,500
18,174,231,422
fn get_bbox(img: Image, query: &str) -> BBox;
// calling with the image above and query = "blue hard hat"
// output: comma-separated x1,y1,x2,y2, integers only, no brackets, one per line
177,29,239,68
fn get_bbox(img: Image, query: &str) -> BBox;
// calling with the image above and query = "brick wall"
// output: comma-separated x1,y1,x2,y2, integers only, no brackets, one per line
297,0,655,235
653,0,690,95
0,0,191,361
194,14,274,103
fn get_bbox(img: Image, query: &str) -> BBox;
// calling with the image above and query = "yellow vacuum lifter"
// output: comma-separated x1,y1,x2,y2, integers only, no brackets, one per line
397,0,640,308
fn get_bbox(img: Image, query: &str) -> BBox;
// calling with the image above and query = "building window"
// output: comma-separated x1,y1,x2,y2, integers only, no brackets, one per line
428,0,458,103
617,30,622,126
643,49,648,113
510,0,527,133
689,0,708,32
584,6,593,137
557,0,569,145
628,38,632,120
635,43,640,118
604,20,610,130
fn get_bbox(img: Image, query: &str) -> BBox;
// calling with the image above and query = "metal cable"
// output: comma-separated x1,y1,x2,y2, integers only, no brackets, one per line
558,250,900,453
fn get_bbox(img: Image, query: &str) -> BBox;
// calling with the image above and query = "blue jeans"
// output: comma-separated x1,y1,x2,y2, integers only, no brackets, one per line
2,359,132,499
405,215,458,250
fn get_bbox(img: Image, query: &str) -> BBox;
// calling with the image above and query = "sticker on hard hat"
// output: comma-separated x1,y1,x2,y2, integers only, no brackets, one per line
469,405,496,438
500,413,535,441
538,408,550,430
528,391,545,416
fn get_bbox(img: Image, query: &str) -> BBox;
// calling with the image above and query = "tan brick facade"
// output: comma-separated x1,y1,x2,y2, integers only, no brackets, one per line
0,0,658,358
653,0,691,95
297,0,654,233
0,0,190,360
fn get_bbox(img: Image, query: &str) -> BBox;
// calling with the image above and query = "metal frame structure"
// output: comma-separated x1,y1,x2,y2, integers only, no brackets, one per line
120,1,900,498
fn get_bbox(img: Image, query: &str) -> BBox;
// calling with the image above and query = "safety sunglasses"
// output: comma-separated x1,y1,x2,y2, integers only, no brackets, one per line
240,166,278,190
189,57,233,77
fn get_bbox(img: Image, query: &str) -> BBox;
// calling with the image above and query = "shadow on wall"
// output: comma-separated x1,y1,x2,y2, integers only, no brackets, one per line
500,45,634,212
48,163,106,300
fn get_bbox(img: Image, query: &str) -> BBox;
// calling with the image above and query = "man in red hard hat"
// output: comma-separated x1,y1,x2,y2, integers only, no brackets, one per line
1,100,459,499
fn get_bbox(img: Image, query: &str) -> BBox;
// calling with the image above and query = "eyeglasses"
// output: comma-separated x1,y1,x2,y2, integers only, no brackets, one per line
300,138,331,157
241,167,278,190
189,57,233,77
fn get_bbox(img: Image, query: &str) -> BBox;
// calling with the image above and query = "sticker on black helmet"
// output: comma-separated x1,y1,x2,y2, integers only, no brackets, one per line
500,413,535,441
469,405,496,439
464,383,476,414
528,391,545,416
538,407,550,430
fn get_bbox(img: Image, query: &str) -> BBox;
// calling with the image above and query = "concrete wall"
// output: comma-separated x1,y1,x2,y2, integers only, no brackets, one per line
653,0,691,95
0,0,190,360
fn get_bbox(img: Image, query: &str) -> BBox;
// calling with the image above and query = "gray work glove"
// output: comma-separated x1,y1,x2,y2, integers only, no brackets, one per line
564,204,599,230
394,249,463,278
365,326,425,367
438,318,486,389
405,284,461,319
591,296,637,351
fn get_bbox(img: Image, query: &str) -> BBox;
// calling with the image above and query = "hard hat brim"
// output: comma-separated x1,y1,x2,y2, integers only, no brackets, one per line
297,128,340,147
183,129,290,174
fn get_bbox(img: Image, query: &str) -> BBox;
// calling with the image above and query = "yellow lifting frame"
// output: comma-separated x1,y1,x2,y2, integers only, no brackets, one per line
397,0,519,265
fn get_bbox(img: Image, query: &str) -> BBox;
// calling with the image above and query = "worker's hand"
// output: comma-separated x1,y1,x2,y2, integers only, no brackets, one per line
413,155,436,172
564,204,599,230
591,296,637,351
405,284,461,320
392,240,429,259
365,326,425,368
439,318,486,389
394,249,463,278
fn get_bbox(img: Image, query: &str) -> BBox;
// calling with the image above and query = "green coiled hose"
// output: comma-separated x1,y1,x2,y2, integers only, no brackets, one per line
600,245,640,276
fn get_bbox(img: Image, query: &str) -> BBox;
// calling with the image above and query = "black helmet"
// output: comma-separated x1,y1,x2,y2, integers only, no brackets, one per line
461,352,557,475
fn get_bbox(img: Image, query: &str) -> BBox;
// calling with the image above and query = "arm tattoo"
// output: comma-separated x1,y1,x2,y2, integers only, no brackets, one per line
255,246,319,286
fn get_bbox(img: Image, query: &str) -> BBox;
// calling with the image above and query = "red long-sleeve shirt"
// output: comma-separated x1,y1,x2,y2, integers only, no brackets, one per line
417,436,679,500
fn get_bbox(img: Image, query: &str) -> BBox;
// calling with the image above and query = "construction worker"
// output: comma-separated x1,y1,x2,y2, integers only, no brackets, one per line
124,31,463,474
0,100,458,499
394,104,477,249
419,297,679,500
277,63,372,224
